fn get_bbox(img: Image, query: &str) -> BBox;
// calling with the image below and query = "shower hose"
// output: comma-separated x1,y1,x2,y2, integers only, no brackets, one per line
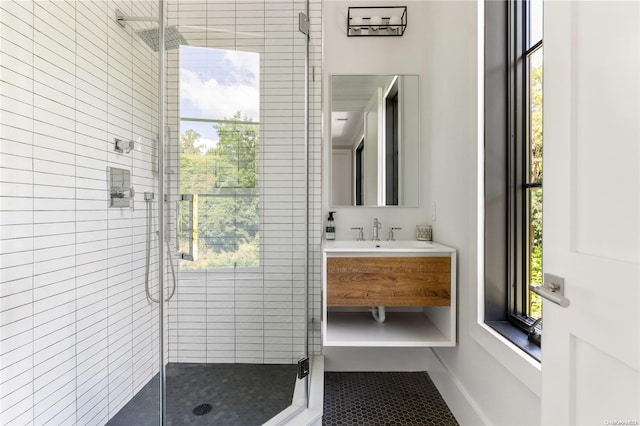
144,196,177,303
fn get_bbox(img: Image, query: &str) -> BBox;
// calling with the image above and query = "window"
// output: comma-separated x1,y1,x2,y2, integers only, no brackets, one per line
510,0,543,325
178,46,260,269
484,0,543,358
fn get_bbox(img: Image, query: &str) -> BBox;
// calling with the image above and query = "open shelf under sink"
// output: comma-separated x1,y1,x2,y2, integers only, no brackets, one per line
322,241,457,348
324,311,451,347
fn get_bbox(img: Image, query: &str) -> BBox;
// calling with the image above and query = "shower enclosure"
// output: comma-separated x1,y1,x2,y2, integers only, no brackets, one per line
0,0,316,424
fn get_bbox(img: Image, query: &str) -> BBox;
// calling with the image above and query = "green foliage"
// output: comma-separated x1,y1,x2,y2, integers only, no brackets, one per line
179,113,260,268
181,238,259,269
529,245,542,319
530,60,543,183
181,129,203,155
530,187,543,254
528,60,543,320
208,112,258,189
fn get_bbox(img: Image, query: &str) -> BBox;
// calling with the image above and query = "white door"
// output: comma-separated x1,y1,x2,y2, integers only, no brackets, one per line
543,1,640,425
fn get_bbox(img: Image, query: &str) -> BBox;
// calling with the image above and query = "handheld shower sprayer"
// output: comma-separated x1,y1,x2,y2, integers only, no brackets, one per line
144,192,177,303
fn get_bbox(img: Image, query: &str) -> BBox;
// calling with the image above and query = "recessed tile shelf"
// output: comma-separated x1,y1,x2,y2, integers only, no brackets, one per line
322,241,457,347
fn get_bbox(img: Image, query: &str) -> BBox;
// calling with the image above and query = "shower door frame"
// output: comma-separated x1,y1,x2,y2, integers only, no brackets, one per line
157,2,167,423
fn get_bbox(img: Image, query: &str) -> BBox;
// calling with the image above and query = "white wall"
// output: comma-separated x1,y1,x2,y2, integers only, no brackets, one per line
363,88,381,205
322,1,542,424
0,1,160,424
332,149,352,205
323,1,432,240
399,76,419,206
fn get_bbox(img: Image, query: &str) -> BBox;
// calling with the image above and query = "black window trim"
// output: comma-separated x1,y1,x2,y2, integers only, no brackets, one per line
509,0,543,332
484,0,542,361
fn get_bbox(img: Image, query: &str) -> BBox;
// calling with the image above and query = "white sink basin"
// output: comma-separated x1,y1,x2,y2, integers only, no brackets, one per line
323,240,449,253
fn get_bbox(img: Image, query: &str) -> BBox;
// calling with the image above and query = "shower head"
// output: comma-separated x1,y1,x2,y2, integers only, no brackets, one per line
115,9,188,51
136,26,188,52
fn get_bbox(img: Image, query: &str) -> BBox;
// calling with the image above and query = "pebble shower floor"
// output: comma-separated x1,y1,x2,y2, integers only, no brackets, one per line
107,363,297,426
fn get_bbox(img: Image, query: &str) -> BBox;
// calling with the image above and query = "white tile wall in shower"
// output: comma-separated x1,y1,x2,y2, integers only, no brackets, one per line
0,0,322,418
0,0,160,424
165,0,323,365
0,1,36,423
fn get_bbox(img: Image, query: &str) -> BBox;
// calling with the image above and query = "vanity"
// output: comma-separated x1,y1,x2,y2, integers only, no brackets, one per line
323,74,456,347
322,240,457,347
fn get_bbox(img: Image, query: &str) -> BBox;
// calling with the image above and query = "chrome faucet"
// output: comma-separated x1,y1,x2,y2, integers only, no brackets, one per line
372,218,382,241
387,227,402,241
351,227,365,241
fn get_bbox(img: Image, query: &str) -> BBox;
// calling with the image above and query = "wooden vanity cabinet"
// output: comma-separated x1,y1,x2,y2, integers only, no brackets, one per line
322,244,457,347
326,257,451,307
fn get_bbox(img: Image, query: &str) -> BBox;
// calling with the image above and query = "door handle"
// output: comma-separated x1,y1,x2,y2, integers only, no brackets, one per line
177,194,197,261
531,273,571,307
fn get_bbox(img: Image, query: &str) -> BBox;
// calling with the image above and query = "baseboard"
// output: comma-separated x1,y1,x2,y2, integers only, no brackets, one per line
425,348,489,425
323,346,432,371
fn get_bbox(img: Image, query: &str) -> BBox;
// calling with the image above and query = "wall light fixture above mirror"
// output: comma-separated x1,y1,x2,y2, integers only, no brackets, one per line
347,6,408,37
330,74,420,207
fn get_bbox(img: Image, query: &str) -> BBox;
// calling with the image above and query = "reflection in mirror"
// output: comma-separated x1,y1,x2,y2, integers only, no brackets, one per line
330,75,419,207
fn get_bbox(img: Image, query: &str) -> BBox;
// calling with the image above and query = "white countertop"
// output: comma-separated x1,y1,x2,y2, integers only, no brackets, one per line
322,240,456,254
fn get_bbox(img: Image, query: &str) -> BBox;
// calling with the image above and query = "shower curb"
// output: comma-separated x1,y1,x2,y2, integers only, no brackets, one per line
264,356,324,426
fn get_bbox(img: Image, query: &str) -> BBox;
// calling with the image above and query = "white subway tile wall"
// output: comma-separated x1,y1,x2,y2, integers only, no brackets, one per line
165,0,322,365
1,0,321,423
0,1,161,424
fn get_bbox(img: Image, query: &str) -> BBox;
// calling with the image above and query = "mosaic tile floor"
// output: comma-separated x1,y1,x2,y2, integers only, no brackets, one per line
323,372,459,426
107,363,297,426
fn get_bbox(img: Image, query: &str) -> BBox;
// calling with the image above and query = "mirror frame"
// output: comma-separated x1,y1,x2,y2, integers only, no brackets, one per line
329,74,420,207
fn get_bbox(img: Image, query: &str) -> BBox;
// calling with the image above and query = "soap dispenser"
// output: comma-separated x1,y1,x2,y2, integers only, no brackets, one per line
325,211,336,240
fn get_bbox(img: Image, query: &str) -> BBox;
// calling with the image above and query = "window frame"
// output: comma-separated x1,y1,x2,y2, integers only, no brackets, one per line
484,0,543,360
508,0,543,331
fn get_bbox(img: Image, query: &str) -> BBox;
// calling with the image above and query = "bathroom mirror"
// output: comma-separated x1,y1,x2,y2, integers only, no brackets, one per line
330,74,420,207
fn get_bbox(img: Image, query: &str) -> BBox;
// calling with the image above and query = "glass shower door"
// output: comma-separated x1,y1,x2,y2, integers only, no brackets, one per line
163,0,309,423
